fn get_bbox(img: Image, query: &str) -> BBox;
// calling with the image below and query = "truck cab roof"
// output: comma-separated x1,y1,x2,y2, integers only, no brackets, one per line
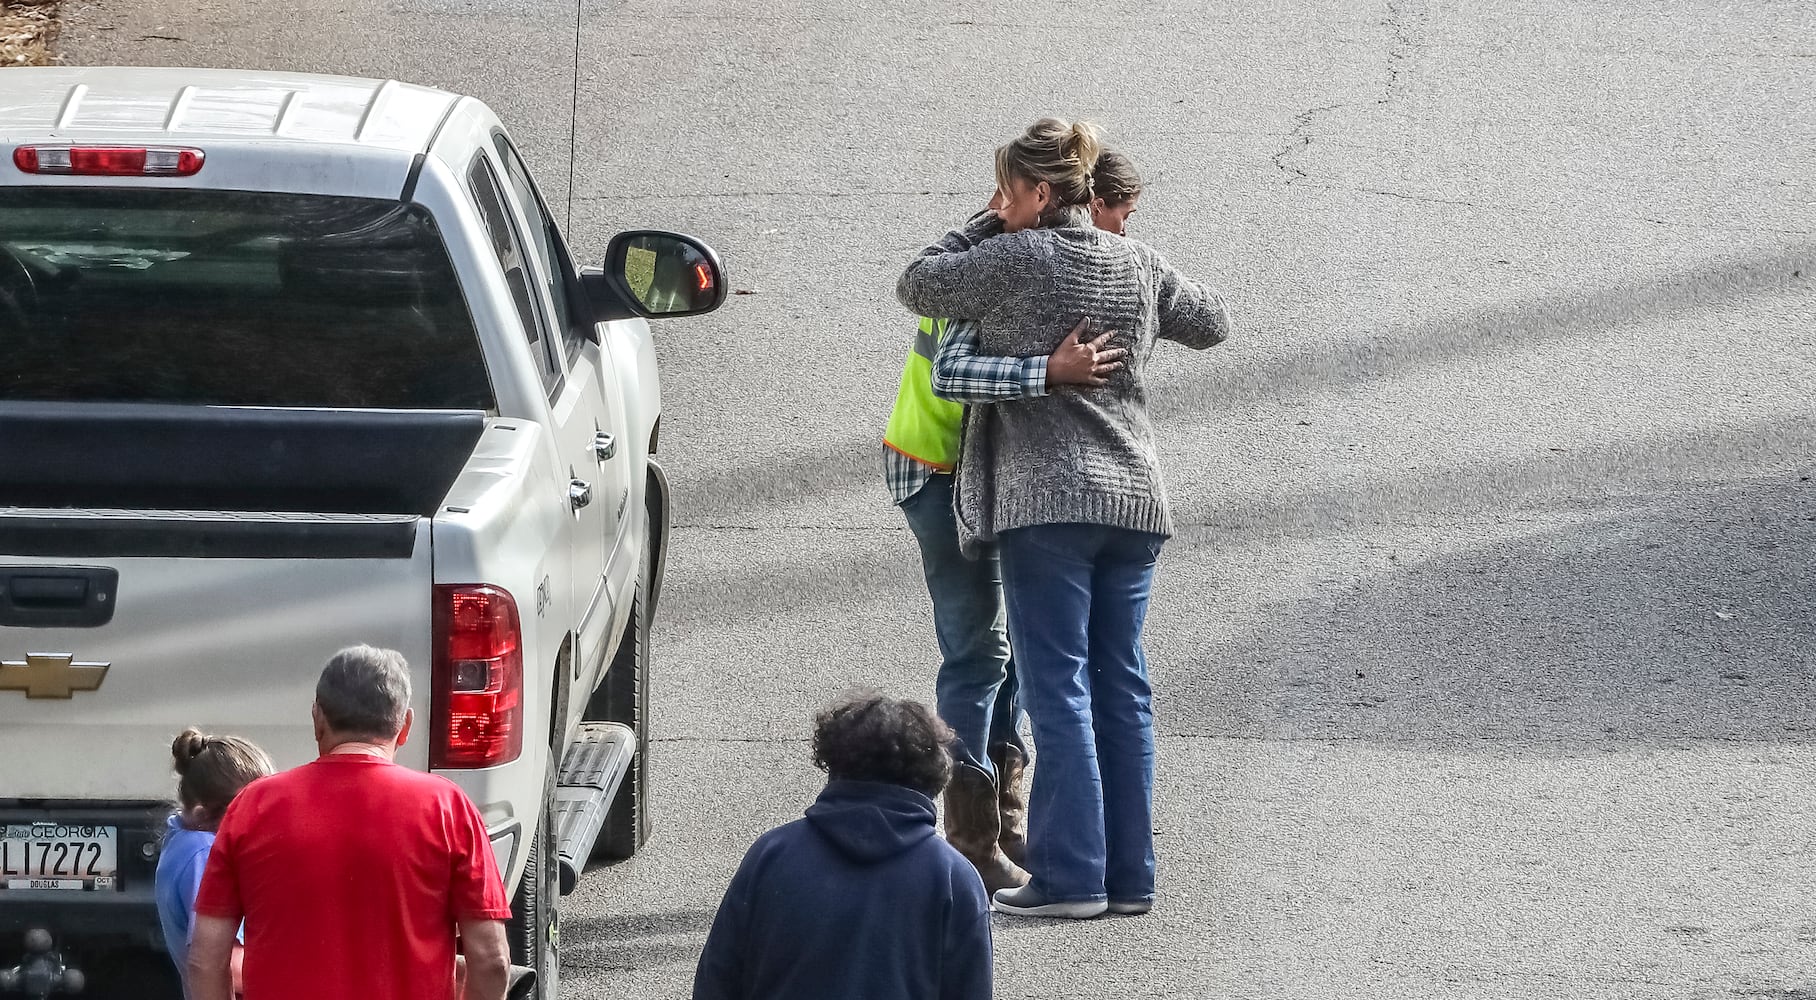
0,67,471,199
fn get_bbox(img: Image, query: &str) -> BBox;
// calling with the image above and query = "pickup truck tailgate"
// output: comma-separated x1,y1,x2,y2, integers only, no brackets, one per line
0,512,435,797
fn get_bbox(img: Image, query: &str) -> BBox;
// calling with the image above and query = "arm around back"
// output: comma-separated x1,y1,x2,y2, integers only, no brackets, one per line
1148,246,1232,350
929,320,1050,404
896,215,1025,323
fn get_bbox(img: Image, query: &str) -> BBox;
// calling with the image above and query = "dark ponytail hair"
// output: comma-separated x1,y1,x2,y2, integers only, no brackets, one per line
171,727,274,822
1092,149,1143,206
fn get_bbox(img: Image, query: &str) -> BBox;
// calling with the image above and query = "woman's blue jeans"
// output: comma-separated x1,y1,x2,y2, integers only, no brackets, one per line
999,522,1163,903
900,474,1025,775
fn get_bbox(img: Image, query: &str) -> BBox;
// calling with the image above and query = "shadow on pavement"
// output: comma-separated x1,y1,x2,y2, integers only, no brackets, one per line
656,401,1811,654
1144,244,1815,417
563,907,717,973
670,246,1814,520
1165,473,1816,743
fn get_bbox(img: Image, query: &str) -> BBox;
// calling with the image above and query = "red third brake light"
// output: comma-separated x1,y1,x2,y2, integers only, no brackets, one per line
431,584,525,769
13,145,205,177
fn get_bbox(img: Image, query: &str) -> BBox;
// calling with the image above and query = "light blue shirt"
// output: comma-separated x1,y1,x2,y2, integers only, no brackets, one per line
154,813,215,991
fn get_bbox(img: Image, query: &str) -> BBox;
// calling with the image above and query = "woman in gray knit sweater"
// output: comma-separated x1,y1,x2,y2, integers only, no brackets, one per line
896,118,1230,919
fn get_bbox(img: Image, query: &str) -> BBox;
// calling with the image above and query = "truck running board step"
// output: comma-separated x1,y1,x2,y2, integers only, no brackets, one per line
553,722,635,895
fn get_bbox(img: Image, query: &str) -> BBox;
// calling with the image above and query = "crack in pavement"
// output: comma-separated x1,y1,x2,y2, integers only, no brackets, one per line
1270,102,1346,183
1382,0,1421,100
1264,1,1812,235
582,179,1813,236
1271,0,1427,184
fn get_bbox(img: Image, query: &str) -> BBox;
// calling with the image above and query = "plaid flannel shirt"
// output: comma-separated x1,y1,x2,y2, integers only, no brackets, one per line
884,319,1048,505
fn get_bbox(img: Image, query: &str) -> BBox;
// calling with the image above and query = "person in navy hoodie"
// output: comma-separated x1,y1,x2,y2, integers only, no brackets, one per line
693,692,992,1000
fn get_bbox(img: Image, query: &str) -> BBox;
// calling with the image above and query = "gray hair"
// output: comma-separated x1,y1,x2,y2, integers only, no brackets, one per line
314,645,412,739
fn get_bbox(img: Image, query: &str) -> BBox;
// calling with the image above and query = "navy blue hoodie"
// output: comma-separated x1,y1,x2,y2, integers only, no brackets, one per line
693,780,992,1000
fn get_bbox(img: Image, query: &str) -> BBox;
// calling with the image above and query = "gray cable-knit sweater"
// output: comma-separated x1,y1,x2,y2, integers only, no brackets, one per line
896,207,1231,552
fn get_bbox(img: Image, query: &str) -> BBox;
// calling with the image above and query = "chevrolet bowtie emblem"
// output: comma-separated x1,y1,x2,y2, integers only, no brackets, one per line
0,653,111,699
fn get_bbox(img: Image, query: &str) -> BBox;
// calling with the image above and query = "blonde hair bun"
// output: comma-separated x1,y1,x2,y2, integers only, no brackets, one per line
996,117,1109,215
1061,120,1105,184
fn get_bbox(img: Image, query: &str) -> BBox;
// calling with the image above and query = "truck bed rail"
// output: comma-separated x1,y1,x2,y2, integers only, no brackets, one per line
0,403,485,516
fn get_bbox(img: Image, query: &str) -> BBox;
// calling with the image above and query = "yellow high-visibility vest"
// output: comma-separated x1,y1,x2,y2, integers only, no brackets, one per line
882,316,964,471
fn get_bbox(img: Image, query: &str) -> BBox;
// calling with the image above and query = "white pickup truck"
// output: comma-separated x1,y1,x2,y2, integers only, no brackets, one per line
0,67,723,999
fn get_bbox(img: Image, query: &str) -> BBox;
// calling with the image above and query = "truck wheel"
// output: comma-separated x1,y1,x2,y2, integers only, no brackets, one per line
587,510,652,860
507,768,560,1000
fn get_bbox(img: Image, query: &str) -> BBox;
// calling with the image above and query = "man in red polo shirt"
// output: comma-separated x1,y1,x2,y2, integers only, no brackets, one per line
188,646,513,1000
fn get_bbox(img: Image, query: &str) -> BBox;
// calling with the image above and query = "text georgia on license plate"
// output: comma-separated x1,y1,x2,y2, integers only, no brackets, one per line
2,825,118,888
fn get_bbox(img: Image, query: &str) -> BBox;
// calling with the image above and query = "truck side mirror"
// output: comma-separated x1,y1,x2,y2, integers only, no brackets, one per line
583,231,727,323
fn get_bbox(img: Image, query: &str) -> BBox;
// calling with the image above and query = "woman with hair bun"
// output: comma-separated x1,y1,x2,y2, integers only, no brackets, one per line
156,727,273,996
897,117,1231,919
1088,148,1143,235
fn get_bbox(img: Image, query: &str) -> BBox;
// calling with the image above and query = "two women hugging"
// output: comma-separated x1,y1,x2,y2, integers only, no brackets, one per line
898,117,1231,919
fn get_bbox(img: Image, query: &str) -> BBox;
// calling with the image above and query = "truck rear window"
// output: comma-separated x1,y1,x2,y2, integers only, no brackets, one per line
0,189,494,410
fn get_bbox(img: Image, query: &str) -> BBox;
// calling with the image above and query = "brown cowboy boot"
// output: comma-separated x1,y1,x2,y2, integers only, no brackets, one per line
990,743,1030,867
943,761,1029,894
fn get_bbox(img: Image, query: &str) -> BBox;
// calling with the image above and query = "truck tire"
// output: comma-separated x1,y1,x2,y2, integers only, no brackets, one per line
587,510,652,860
507,766,560,1000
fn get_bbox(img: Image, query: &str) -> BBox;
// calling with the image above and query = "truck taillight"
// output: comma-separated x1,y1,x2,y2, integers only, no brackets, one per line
13,145,205,177
431,584,524,769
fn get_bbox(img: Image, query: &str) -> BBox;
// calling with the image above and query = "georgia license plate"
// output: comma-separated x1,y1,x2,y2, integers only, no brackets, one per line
1,824,118,891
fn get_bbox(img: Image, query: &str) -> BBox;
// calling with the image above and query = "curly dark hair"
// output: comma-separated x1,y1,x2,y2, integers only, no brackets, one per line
811,691,955,797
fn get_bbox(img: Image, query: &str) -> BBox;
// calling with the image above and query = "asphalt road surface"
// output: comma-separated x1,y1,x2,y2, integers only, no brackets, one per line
63,1,1815,997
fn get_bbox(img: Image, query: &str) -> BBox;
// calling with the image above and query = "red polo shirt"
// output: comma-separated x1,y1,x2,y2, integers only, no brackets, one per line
194,754,513,1000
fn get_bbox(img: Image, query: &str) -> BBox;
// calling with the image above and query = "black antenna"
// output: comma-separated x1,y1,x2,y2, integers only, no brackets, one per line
565,0,582,229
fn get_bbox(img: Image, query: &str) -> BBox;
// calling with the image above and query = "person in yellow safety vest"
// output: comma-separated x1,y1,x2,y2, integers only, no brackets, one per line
883,189,1131,893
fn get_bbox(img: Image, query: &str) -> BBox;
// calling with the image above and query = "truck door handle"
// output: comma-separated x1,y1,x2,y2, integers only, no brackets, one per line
592,432,617,461
568,479,593,510
0,566,119,628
